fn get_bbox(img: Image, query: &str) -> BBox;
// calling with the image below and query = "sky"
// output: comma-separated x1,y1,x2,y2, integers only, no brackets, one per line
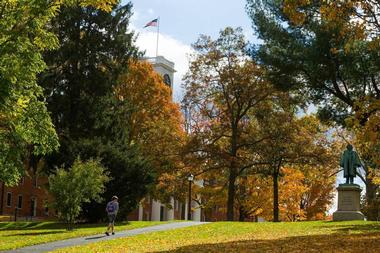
122,0,255,102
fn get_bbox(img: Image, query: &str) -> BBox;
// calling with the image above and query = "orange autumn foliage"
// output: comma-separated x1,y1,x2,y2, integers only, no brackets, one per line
279,167,308,221
114,60,185,200
115,60,184,155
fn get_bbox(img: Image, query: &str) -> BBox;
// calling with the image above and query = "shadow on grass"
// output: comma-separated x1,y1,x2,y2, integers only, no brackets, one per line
0,221,131,231
3,230,64,236
317,221,380,233
158,232,380,253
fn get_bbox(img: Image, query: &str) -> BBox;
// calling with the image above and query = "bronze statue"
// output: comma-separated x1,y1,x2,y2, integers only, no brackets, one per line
340,144,362,184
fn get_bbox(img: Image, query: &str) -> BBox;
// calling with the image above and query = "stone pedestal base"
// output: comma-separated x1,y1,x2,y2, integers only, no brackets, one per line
333,184,365,221
333,211,365,221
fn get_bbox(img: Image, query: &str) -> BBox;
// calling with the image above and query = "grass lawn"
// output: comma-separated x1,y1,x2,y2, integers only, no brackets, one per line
0,221,167,250
54,221,380,253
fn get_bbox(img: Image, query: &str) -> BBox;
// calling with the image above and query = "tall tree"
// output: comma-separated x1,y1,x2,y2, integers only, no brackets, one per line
40,2,139,156
39,1,139,168
182,27,274,221
0,0,116,185
37,2,155,220
112,60,185,203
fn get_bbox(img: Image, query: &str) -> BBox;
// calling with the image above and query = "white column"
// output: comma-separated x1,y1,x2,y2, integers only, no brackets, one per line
192,179,203,221
193,201,201,221
167,197,175,220
151,200,161,221
185,201,189,220
138,204,143,221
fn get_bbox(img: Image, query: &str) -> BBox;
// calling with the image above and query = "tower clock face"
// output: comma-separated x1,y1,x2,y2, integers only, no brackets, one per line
163,74,171,86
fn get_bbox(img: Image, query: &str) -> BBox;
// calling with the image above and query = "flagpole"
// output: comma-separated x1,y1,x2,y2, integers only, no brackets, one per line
156,17,160,57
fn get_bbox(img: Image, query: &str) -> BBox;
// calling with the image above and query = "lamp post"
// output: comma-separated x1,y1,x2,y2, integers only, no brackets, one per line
187,174,194,220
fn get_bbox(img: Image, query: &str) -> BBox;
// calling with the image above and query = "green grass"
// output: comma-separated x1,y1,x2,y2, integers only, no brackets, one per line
54,221,380,252
0,221,166,250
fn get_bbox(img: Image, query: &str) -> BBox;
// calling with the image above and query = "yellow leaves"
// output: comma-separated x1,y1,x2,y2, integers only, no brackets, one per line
282,0,310,25
62,0,117,12
283,0,369,49
279,167,308,221
80,0,117,12
351,97,380,150
330,47,340,55
16,97,29,109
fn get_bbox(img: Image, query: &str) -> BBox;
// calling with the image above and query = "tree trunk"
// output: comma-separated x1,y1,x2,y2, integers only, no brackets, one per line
227,168,237,221
238,206,245,221
227,121,239,221
366,177,378,220
273,172,280,222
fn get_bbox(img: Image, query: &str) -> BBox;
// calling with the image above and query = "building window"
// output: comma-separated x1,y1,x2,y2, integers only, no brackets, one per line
31,198,37,217
6,193,12,207
44,199,49,216
19,177,25,186
17,195,23,209
163,74,171,87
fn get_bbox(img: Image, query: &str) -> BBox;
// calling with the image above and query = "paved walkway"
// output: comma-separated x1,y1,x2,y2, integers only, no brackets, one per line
4,221,207,253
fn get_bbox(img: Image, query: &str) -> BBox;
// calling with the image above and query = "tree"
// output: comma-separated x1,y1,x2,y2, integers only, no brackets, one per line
0,0,117,185
113,60,185,203
39,2,140,171
49,158,109,230
182,27,274,221
254,115,338,222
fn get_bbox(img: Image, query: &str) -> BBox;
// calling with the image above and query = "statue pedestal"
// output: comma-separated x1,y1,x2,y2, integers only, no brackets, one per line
333,184,365,221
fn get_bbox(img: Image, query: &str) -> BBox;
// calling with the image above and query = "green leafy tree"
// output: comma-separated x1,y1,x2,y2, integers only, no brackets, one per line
40,2,140,156
0,0,116,185
49,158,109,230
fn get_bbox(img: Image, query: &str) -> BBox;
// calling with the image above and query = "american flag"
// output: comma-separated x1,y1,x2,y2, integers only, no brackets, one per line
144,18,158,28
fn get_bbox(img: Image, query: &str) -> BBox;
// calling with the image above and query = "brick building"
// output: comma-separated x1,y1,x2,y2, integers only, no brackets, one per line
0,174,54,220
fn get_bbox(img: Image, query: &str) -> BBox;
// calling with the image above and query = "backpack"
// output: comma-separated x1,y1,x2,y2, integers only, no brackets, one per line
107,202,115,213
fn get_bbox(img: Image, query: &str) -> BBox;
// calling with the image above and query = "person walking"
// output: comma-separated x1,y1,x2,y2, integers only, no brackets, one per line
105,196,119,236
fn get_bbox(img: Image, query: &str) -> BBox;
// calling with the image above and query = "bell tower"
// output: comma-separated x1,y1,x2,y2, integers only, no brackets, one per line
146,56,175,94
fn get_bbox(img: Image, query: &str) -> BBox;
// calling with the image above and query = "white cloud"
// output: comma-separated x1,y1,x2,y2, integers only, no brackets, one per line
147,8,154,15
134,29,193,102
